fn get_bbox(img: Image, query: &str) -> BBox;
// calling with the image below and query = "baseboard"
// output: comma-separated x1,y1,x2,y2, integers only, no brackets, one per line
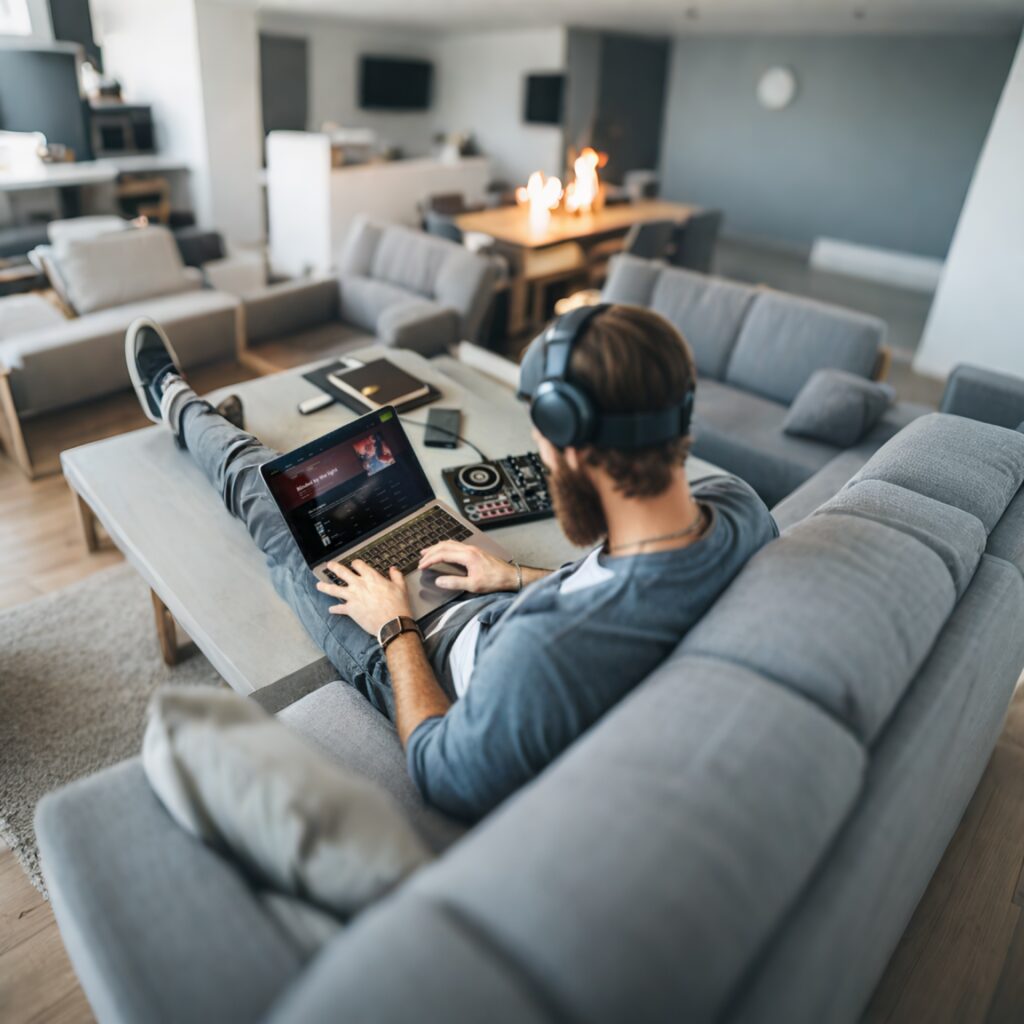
810,238,943,293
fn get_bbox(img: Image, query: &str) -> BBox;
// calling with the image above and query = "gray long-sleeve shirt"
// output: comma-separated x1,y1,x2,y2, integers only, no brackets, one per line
408,474,778,821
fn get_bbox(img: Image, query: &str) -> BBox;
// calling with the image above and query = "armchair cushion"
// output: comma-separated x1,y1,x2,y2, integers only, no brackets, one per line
52,225,195,314
783,369,893,447
143,686,432,918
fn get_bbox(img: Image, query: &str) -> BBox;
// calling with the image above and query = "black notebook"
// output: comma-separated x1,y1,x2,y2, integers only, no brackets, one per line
303,359,441,415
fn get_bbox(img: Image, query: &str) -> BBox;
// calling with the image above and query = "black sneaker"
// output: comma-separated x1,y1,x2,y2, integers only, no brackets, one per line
125,317,183,425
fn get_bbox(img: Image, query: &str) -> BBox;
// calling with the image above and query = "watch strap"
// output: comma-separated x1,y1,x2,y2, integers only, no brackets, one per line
378,615,422,650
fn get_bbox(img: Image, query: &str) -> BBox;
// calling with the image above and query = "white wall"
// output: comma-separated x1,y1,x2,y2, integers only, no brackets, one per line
914,31,1024,379
195,0,264,244
256,15,567,185
257,11,438,157
432,27,567,185
92,0,212,223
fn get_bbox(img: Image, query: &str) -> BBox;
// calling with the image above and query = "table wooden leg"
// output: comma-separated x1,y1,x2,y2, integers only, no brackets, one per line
150,590,179,667
73,492,101,553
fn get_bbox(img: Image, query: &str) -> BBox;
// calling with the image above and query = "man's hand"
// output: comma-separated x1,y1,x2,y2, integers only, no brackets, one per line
418,541,518,594
316,559,413,637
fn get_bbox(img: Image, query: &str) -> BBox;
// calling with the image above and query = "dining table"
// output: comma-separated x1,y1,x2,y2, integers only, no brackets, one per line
455,198,698,335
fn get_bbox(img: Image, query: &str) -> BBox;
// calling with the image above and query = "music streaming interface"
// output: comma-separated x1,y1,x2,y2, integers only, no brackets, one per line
265,417,431,560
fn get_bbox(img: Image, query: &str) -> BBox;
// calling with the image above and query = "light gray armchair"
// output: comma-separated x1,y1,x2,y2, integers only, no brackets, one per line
239,216,500,373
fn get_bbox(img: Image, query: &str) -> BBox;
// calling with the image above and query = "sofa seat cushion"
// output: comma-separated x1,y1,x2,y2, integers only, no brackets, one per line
692,379,840,506
850,413,1024,532
648,265,757,379
680,513,957,744
2,290,239,416
816,479,986,598
725,290,883,405
278,681,465,853
0,293,65,340
53,225,195,314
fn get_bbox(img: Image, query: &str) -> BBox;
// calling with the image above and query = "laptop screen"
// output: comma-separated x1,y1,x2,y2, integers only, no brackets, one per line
261,408,433,566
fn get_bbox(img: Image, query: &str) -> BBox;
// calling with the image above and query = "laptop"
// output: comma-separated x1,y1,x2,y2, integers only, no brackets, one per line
260,406,513,620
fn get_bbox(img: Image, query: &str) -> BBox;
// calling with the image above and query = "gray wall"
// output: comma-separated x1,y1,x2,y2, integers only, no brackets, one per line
660,34,1018,258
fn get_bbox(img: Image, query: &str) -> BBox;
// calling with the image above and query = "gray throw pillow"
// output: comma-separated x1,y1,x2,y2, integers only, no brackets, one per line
783,369,893,447
142,686,433,918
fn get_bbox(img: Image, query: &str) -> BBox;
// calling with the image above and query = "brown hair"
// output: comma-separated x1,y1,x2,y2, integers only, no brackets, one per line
569,304,696,498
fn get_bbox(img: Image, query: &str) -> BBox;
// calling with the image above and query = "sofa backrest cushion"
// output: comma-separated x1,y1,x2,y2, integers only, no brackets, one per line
817,479,986,598
850,413,1024,532
987,487,1024,576
602,255,757,380
392,657,865,1024
725,290,883,405
52,225,194,314
681,513,956,744
648,266,757,380
601,252,661,306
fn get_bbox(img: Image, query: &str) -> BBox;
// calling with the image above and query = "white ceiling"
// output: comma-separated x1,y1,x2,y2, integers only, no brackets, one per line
232,0,1024,35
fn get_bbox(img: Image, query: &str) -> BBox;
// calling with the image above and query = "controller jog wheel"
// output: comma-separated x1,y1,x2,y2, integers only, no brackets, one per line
457,463,502,495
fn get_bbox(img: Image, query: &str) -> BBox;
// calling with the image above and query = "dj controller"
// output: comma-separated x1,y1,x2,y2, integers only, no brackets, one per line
442,453,554,529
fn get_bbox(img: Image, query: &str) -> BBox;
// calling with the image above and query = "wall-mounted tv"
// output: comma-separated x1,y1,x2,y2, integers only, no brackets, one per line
359,56,432,111
524,73,565,125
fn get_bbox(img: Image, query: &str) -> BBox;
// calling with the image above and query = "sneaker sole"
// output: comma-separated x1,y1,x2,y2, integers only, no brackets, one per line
125,317,182,425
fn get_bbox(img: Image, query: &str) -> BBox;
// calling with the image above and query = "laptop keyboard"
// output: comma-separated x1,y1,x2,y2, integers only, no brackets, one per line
324,506,473,582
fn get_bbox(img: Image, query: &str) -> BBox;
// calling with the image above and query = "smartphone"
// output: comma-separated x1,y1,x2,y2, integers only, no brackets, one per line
424,407,462,449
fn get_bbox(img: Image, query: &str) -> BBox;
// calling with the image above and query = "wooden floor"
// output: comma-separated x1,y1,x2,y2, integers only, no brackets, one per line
2,360,1024,1023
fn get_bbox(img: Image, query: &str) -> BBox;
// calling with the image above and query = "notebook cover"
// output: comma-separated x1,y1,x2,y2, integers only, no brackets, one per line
302,360,441,416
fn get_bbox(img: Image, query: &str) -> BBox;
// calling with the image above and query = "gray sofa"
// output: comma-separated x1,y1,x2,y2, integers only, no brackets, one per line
602,254,926,506
36,411,1024,1023
0,225,242,478
240,216,500,372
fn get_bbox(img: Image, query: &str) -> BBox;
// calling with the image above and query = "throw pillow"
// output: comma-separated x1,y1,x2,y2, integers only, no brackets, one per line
783,369,893,447
142,685,433,918
53,226,193,314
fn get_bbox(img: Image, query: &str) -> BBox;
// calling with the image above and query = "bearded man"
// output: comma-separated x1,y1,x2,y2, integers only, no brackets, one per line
124,304,776,821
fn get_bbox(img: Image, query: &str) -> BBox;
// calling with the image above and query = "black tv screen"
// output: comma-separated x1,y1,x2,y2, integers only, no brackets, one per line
0,46,91,159
359,56,432,110
524,73,564,125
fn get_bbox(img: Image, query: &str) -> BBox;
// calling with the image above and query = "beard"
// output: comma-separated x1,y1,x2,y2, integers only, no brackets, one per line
549,453,608,548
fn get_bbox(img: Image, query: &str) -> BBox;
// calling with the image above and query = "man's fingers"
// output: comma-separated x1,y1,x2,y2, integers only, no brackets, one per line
316,581,348,600
388,566,405,584
419,541,473,570
328,603,349,615
326,560,358,584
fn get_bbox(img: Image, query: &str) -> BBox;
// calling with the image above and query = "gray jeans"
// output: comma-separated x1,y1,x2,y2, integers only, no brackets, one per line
180,397,407,716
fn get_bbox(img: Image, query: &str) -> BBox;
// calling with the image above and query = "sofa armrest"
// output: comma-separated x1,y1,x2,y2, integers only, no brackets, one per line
36,760,306,1024
243,278,340,346
378,300,460,357
939,363,1024,429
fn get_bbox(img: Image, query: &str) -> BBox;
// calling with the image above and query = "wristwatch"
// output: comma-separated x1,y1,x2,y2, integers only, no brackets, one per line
377,615,423,651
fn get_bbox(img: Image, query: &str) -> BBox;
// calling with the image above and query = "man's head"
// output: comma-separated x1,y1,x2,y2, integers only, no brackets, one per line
520,304,697,546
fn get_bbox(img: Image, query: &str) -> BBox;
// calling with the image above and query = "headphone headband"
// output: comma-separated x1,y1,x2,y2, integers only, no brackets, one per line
528,303,694,451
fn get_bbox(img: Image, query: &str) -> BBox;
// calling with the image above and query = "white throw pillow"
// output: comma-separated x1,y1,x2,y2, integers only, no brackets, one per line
53,225,193,314
142,686,432,918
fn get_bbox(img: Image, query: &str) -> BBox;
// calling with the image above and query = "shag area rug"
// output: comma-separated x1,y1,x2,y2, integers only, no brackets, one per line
0,564,223,893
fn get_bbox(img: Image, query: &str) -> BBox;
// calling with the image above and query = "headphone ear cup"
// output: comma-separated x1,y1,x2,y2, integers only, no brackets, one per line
531,381,596,449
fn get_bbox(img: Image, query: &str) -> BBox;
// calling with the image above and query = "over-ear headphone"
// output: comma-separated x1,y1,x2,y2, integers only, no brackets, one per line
528,303,695,450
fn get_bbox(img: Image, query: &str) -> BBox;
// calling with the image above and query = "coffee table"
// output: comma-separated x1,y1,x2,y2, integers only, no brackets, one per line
62,348,723,710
